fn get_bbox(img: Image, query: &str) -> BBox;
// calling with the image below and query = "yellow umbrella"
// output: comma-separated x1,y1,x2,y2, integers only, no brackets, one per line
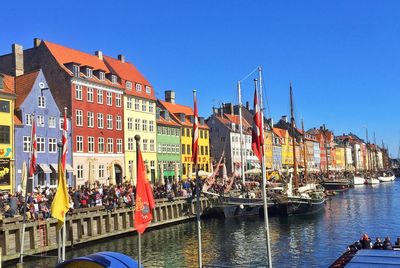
174,163,179,183
159,163,165,185
21,161,27,197
109,164,116,185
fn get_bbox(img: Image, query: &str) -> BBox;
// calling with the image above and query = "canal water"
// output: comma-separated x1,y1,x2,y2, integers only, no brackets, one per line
17,180,400,268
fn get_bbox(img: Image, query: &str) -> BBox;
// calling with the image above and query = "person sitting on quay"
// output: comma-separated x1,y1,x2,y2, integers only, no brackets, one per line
4,204,15,218
383,237,393,250
373,237,384,249
360,234,372,249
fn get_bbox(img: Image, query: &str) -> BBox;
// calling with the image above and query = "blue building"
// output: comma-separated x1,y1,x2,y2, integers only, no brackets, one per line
313,142,321,171
15,70,73,190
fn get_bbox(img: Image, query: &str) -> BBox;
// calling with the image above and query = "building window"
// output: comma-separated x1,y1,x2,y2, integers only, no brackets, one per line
116,94,122,107
97,113,103,129
75,110,83,126
75,85,82,100
87,87,94,102
76,136,83,152
73,65,80,77
182,145,186,154
98,137,104,153
48,116,56,128
98,164,105,178
135,119,140,131
205,131,208,139
38,96,46,108
141,100,147,112
149,120,154,132
200,130,204,139
143,139,148,151
134,98,139,110
107,138,113,153
97,89,103,104
186,128,190,137
136,83,142,92
107,114,113,129
37,115,44,127
128,138,134,151
23,136,31,152
99,71,105,81
59,118,68,130
88,136,94,153
205,146,208,155
37,137,45,153
87,112,94,128
25,114,32,126
48,138,57,153
126,81,132,90
149,102,154,113
187,144,191,155
127,97,132,109
111,75,117,84
142,119,147,131
86,68,92,78
127,117,133,130
145,86,151,94
150,139,155,152
117,139,123,153
77,165,83,179
116,116,122,130
106,92,112,106
0,100,9,113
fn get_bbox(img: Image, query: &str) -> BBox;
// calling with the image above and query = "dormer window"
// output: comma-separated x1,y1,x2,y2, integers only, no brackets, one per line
136,83,142,92
126,81,132,90
99,71,105,81
111,75,117,84
73,65,80,77
145,86,151,94
86,68,93,78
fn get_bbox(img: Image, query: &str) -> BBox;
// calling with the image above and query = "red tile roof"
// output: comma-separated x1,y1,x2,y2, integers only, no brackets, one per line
103,56,154,100
273,127,286,138
14,115,22,126
44,41,109,71
157,115,181,127
223,114,251,128
0,73,16,95
159,100,209,129
14,70,40,108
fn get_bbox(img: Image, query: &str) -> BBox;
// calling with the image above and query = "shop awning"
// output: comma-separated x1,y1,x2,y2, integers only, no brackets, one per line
65,164,74,172
50,163,74,172
38,164,52,173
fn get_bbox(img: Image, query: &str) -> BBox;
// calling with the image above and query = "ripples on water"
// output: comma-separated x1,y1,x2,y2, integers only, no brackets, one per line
17,180,400,268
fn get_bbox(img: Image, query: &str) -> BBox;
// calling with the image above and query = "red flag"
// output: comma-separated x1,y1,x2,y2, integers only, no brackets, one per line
192,91,199,165
251,88,263,161
62,110,68,172
29,116,37,177
134,146,155,234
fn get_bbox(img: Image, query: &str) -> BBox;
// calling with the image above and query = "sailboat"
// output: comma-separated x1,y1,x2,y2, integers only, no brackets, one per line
274,82,325,216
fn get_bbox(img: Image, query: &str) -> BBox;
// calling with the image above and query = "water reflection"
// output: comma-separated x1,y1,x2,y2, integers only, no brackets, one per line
17,180,400,268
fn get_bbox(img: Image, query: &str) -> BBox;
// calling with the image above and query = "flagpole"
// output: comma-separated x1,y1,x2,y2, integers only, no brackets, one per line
193,90,202,268
61,107,67,262
19,113,35,265
258,66,273,267
135,134,142,268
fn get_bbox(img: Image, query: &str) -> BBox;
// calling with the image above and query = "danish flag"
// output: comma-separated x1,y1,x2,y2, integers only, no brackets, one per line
251,88,264,161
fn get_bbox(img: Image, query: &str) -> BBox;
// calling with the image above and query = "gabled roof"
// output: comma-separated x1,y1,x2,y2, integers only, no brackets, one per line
212,114,251,134
223,114,251,128
0,73,16,95
44,41,109,71
273,127,286,138
14,70,40,108
14,115,22,126
157,115,181,127
103,56,154,100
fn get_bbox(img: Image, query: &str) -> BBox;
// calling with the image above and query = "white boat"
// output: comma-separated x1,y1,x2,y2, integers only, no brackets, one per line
353,176,365,185
378,175,396,182
365,177,380,184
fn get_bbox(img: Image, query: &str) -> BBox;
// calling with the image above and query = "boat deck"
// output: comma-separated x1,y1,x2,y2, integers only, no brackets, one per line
333,249,400,267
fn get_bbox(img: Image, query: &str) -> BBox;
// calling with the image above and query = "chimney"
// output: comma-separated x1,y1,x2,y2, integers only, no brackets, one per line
0,75,3,89
12,44,24,76
281,115,287,123
95,50,103,60
118,54,125,63
246,101,250,110
33,38,42,48
165,90,175,104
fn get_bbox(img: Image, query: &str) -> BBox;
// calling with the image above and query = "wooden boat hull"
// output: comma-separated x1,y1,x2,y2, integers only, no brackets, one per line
274,194,325,216
321,181,351,191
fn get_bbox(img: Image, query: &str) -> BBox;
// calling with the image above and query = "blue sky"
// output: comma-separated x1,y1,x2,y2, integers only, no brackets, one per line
3,1,400,156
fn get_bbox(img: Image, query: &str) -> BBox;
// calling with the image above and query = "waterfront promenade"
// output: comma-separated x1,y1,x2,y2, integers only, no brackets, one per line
1,196,209,263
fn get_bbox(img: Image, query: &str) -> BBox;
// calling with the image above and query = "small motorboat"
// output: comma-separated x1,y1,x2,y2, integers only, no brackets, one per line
365,177,380,185
352,176,365,185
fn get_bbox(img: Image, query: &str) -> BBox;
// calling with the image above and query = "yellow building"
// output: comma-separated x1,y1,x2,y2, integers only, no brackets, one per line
104,56,158,184
159,91,210,180
335,146,345,170
274,128,294,166
264,129,273,169
0,74,16,192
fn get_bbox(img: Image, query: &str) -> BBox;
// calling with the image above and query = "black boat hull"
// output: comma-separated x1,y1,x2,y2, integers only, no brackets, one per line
280,197,325,216
321,181,350,191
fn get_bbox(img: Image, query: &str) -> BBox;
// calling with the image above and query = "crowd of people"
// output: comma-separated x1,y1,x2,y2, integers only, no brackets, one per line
350,233,400,250
0,179,202,220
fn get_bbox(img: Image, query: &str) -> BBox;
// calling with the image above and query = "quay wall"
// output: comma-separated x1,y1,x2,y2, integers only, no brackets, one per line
0,197,210,262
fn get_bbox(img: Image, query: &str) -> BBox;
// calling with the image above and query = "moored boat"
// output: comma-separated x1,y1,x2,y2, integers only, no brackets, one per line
377,172,396,182
365,177,380,184
352,176,365,185
321,179,351,191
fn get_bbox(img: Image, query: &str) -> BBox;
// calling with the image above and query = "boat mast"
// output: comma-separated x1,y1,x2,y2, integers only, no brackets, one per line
258,66,273,268
290,82,299,190
302,119,308,184
323,124,329,174
237,81,246,185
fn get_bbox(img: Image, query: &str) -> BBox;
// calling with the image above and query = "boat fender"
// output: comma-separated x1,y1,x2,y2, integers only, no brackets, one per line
240,204,244,209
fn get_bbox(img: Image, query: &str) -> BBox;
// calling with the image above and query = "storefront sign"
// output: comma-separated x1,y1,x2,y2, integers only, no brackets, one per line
0,158,10,185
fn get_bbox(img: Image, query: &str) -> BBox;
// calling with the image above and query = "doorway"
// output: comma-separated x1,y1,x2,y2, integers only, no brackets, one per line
114,164,122,185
